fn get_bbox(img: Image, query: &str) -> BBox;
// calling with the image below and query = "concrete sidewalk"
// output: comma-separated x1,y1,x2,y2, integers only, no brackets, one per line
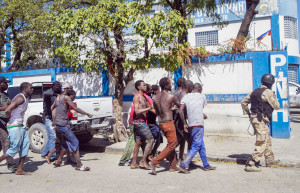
82,110,300,168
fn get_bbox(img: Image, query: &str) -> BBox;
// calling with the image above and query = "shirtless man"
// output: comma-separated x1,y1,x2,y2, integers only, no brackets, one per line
0,82,33,175
130,80,154,169
149,77,182,175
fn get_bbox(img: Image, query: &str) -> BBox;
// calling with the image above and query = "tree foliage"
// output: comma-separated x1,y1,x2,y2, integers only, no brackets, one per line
144,0,234,43
48,0,193,99
0,0,54,71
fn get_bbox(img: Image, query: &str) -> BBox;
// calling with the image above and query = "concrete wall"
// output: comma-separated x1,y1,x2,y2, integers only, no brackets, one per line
12,74,51,86
188,18,272,53
56,72,103,97
120,59,254,136
182,60,253,94
278,16,300,56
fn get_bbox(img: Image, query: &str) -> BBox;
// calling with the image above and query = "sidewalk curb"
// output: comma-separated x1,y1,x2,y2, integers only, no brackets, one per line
100,145,300,168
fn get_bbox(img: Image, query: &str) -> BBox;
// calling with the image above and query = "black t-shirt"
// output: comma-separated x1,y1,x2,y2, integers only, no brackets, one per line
43,89,56,120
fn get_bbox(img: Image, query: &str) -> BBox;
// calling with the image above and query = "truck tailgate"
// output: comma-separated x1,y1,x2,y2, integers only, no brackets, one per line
75,97,113,120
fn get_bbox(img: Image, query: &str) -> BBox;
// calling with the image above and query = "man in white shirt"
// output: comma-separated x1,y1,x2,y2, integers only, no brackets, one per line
178,83,216,174
0,82,33,175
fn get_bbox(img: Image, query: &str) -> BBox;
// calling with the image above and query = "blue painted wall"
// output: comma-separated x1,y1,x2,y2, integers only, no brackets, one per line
5,35,11,67
279,0,298,18
298,0,300,53
174,66,182,90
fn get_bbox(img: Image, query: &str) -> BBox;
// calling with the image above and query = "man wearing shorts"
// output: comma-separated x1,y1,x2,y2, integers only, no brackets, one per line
51,82,92,171
130,80,154,169
0,82,33,175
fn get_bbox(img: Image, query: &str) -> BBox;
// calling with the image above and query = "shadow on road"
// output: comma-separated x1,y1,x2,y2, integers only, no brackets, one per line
23,157,47,173
227,154,251,165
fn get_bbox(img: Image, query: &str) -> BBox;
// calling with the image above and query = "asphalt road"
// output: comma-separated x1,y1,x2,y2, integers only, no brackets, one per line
1,109,300,193
0,151,300,193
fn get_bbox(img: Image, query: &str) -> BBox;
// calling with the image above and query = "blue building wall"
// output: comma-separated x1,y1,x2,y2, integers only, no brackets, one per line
298,0,300,54
278,0,298,18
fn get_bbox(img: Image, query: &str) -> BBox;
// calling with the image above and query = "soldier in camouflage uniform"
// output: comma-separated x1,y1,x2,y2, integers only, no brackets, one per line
241,74,280,172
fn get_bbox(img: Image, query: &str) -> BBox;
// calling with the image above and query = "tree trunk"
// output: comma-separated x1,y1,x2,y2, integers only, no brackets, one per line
236,0,260,39
113,97,128,142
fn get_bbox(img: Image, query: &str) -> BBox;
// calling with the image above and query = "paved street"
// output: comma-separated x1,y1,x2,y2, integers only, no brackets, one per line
1,110,300,193
0,151,300,193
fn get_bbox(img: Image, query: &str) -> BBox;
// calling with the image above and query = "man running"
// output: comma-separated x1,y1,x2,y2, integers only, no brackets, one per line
51,82,92,171
131,80,154,169
0,82,33,175
0,76,17,172
149,77,182,175
178,83,216,174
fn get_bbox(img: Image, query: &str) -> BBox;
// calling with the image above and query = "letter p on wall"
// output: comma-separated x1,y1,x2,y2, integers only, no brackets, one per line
269,52,290,139
271,54,286,76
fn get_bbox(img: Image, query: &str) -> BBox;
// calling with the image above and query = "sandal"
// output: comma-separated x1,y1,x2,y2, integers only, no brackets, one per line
53,161,62,167
75,165,90,171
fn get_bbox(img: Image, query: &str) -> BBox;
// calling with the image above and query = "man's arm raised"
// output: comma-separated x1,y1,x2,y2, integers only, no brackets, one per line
65,96,93,118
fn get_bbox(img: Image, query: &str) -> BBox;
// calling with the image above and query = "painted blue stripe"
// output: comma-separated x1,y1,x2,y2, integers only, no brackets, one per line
206,94,248,102
123,95,134,102
102,68,109,96
122,94,248,102
75,95,113,99
288,56,300,65
271,14,280,50
5,35,11,67
174,66,182,90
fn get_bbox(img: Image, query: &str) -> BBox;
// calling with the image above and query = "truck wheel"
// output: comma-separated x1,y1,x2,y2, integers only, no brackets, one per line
29,123,49,154
76,133,93,144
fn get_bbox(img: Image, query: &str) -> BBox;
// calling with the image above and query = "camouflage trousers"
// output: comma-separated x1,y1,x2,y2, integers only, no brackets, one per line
250,115,275,163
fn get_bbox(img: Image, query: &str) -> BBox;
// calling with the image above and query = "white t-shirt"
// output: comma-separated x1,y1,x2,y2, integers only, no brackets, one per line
181,92,207,127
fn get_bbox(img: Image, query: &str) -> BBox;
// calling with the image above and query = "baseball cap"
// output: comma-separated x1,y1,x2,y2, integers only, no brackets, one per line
0,76,11,83
62,82,73,89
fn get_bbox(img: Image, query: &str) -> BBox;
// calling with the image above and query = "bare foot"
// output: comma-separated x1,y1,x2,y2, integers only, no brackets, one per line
149,161,157,175
148,155,154,160
155,164,162,168
144,162,151,170
178,166,190,174
139,161,145,168
15,170,31,175
45,156,51,164
169,168,179,172
53,161,62,167
130,164,139,169
177,159,182,166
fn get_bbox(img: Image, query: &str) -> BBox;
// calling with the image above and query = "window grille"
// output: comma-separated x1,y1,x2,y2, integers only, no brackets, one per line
288,65,299,83
284,16,298,39
94,41,104,50
195,30,218,47
124,39,137,51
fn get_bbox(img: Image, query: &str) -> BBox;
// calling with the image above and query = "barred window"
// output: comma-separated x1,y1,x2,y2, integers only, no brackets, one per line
284,16,298,39
94,41,104,50
124,39,137,51
195,30,218,47
288,65,299,83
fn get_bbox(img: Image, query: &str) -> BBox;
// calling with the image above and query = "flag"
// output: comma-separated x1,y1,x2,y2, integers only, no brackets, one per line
257,29,272,43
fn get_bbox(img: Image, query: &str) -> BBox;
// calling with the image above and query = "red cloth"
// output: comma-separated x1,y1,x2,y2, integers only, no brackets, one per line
128,93,153,124
68,103,77,120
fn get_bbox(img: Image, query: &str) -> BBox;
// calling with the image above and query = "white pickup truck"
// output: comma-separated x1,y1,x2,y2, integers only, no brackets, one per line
5,82,116,153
